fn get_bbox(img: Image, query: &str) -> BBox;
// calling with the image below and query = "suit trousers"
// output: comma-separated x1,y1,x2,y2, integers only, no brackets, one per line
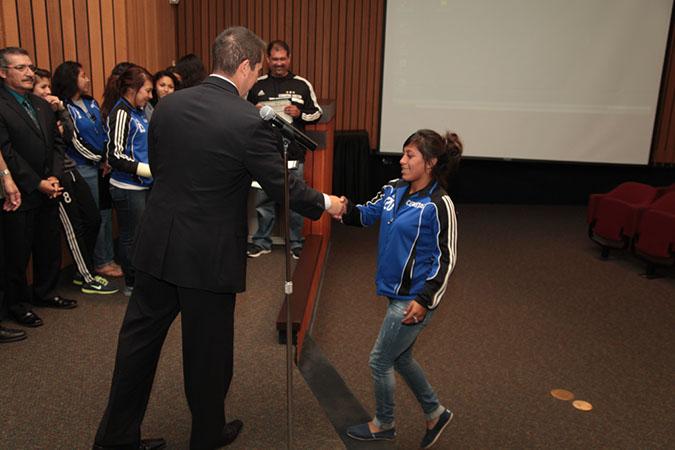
95,270,236,450
0,216,5,318
2,199,61,314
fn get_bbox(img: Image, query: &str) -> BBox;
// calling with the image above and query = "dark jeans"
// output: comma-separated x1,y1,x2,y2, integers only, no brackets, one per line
252,163,306,250
78,164,116,269
110,186,148,287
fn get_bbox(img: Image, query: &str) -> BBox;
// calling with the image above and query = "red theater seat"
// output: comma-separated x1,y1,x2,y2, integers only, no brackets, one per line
587,182,658,257
655,182,675,198
633,191,675,277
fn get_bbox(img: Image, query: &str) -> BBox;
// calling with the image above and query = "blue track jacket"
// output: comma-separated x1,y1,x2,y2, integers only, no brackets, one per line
342,179,457,309
106,98,152,188
64,96,106,166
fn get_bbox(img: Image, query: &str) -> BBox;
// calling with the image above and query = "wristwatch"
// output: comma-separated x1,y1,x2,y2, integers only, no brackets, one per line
0,169,9,177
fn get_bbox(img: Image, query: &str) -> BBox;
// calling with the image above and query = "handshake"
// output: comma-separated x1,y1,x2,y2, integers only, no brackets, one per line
327,195,348,220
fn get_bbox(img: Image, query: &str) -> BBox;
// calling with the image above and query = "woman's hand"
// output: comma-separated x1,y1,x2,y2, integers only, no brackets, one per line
44,95,64,112
402,300,427,325
101,159,112,177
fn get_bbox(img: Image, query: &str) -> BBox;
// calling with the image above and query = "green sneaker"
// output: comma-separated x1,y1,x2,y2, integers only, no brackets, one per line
82,276,119,295
72,272,84,286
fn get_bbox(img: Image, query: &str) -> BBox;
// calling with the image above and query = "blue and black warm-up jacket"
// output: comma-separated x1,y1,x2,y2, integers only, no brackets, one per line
64,96,106,166
105,97,152,189
342,179,457,309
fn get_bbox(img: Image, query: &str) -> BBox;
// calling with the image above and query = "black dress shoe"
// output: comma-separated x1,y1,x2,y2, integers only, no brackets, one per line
92,438,166,450
138,439,166,450
11,310,44,327
138,439,165,450
220,419,243,446
0,325,27,342
38,295,77,309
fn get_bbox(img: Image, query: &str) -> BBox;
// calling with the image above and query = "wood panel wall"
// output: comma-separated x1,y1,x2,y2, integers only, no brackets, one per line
176,0,385,149
2,0,673,162
0,0,177,102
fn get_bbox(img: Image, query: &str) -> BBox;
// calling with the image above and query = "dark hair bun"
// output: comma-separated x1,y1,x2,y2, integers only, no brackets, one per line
444,132,463,157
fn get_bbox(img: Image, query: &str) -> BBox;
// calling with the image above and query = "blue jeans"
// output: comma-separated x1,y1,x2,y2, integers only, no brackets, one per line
252,163,305,250
77,164,115,269
110,186,149,287
369,298,444,429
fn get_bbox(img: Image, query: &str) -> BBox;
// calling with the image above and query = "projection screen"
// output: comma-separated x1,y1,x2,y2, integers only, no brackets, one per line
379,0,673,164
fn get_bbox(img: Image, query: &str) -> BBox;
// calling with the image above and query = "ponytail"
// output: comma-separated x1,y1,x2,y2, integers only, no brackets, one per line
403,129,463,190
101,74,122,121
437,132,462,187
100,64,152,120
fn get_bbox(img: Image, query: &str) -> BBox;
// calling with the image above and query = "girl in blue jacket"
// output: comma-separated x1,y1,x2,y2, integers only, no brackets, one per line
343,129,462,449
52,61,122,279
103,65,154,295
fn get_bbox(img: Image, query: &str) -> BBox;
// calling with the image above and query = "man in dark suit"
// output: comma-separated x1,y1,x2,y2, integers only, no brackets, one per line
0,47,77,331
0,149,25,342
93,27,345,450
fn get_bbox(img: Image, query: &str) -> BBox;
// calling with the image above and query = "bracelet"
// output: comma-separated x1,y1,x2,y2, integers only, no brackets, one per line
0,169,9,177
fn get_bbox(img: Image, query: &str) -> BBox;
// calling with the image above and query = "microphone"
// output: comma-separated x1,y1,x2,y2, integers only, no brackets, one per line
259,105,318,151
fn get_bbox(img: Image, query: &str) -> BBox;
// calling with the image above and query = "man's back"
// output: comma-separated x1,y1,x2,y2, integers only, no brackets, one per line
147,77,266,226
132,75,324,293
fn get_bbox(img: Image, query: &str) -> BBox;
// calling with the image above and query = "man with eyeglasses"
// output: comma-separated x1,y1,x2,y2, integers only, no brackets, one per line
0,46,77,334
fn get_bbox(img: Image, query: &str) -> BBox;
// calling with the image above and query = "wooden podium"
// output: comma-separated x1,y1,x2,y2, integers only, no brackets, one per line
275,100,335,360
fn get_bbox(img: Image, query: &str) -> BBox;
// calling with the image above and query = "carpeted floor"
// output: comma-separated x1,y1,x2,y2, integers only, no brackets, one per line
1,204,673,449
0,250,342,449
312,204,675,449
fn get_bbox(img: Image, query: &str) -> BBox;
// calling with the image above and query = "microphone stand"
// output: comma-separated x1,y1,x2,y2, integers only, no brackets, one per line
281,136,294,450
263,109,315,450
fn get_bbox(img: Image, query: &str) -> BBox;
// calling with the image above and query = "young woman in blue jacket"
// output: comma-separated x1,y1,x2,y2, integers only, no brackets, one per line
52,61,123,280
342,129,462,449
102,65,154,296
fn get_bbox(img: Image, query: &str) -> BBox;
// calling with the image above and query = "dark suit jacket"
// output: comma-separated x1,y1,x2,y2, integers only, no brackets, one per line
131,76,325,293
0,85,65,210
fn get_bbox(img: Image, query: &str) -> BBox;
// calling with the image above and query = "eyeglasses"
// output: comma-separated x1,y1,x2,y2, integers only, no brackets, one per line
3,65,36,73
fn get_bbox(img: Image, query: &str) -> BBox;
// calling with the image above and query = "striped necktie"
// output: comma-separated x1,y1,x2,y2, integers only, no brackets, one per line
22,99,39,128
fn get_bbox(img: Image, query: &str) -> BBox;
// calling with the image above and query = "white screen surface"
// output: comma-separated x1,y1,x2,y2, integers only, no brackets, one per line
379,0,673,164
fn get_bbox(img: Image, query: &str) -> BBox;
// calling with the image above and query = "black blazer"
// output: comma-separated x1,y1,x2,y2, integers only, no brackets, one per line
0,86,65,210
131,76,326,293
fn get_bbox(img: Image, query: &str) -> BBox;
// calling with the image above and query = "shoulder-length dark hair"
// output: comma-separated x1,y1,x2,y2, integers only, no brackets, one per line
173,53,207,89
403,129,463,190
101,64,152,119
52,61,82,100
149,69,179,107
